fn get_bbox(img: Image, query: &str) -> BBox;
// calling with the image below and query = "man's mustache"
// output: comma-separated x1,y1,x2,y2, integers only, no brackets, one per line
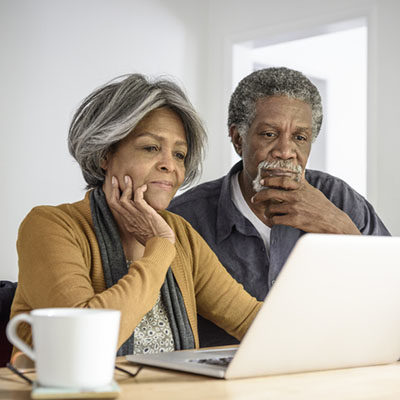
257,160,303,174
252,160,303,192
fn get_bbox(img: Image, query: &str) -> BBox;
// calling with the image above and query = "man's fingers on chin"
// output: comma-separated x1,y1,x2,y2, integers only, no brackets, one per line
270,214,299,228
262,215,274,227
267,212,285,223
253,191,284,204
262,176,300,190
252,189,278,203
268,203,289,215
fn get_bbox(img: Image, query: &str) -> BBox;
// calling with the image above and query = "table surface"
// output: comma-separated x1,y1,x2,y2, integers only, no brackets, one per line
1,359,400,400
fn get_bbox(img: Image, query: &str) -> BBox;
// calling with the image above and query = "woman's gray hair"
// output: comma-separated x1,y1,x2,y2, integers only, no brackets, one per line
228,67,323,141
68,74,207,189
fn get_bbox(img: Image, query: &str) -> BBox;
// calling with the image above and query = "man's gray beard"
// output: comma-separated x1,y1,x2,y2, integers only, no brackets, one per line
252,160,303,192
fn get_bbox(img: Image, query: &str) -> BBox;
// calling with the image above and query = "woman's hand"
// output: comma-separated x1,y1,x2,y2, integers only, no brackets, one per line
108,175,176,246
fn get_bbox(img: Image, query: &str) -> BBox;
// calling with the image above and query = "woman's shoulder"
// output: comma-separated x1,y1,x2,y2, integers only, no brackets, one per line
19,192,93,235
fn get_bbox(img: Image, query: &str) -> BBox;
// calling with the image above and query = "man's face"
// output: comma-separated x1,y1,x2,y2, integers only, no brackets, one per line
231,96,313,201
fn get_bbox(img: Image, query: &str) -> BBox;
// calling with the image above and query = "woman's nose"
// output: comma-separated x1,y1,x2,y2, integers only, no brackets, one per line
157,151,175,172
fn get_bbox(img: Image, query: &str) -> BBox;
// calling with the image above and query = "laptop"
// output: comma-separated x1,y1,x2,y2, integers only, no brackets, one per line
126,233,400,379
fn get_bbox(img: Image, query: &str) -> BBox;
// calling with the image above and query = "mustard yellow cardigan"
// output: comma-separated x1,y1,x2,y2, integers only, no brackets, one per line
10,192,261,352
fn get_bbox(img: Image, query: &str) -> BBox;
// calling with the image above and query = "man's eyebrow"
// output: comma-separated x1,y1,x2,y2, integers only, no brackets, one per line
295,126,312,133
256,123,311,133
255,122,280,131
135,132,187,147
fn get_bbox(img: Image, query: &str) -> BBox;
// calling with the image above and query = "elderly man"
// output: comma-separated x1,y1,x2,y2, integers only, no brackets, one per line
169,67,390,347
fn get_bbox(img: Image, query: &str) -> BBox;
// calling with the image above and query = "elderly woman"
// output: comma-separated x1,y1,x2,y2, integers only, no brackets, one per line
10,74,261,356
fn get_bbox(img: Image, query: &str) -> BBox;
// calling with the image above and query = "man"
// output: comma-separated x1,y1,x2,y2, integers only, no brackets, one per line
169,67,390,347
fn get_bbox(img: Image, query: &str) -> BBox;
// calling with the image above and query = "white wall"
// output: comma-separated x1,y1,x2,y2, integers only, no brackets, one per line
204,0,400,235
373,0,400,237
0,0,208,280
2,0,400,281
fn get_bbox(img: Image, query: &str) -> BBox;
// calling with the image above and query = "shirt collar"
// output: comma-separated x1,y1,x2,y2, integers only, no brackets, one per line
216,161,260,244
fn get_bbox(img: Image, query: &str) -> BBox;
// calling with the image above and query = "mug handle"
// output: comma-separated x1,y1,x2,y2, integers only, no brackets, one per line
6,313,36,361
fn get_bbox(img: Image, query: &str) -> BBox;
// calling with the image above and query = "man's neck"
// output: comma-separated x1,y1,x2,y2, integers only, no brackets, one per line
238,170,269,225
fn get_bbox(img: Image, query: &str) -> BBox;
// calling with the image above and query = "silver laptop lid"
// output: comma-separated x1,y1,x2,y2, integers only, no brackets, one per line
226,233,400,378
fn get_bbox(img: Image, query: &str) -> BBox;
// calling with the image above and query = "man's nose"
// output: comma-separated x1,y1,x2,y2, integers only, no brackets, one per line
270,135,296,159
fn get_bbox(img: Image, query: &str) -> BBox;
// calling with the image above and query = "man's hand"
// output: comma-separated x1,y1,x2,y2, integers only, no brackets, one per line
251,175,360,234
108,175,176,246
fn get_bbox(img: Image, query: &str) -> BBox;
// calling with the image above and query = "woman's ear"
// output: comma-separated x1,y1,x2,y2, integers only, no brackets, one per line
229,125,243,157
100,153,109,170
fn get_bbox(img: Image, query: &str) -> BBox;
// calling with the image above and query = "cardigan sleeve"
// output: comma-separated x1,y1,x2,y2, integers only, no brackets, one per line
180,219,262,341
14,206,176,349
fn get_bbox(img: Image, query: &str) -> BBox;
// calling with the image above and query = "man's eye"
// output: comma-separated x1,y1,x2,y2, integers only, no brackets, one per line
260,131,276,137
295,135,307,141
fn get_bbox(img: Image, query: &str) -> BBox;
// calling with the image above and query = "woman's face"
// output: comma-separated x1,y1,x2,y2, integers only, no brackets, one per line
101,107,188,211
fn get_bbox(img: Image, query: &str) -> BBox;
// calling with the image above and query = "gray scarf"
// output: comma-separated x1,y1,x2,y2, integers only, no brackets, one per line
90,187,194,356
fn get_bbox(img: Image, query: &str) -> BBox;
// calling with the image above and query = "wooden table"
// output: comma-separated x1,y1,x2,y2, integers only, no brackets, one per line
1,359,400,399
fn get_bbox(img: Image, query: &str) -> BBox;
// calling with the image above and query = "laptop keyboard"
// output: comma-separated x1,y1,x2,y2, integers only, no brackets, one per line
188,356,233,367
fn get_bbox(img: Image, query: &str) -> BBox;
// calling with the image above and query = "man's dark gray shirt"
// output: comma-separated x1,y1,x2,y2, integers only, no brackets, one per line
168,162,390,347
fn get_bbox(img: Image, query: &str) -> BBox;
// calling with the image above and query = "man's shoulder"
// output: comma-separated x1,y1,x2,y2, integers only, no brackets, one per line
306,169,357,194
306,169,390,235
169,176,225,209
306,168,367,206
306,168,346,184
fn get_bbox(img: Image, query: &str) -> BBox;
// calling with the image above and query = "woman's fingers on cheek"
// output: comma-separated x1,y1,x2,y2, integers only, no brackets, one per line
110,176,121,204
109,177,131,215
120,175,133,203
109,196,125,215
134,184,148,204
111,176,119,193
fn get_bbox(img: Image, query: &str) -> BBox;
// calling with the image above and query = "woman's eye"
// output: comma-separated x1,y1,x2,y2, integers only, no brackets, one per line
175,152,186,161
143,145,159,152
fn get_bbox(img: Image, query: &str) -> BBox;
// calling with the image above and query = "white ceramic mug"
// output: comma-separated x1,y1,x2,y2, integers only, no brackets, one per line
6,308,121,389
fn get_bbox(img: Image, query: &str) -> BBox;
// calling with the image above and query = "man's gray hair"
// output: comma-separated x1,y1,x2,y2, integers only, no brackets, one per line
228,67,323,141
68,74,207,189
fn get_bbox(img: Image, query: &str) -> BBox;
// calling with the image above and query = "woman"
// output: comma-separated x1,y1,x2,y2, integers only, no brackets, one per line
10,74,261,356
